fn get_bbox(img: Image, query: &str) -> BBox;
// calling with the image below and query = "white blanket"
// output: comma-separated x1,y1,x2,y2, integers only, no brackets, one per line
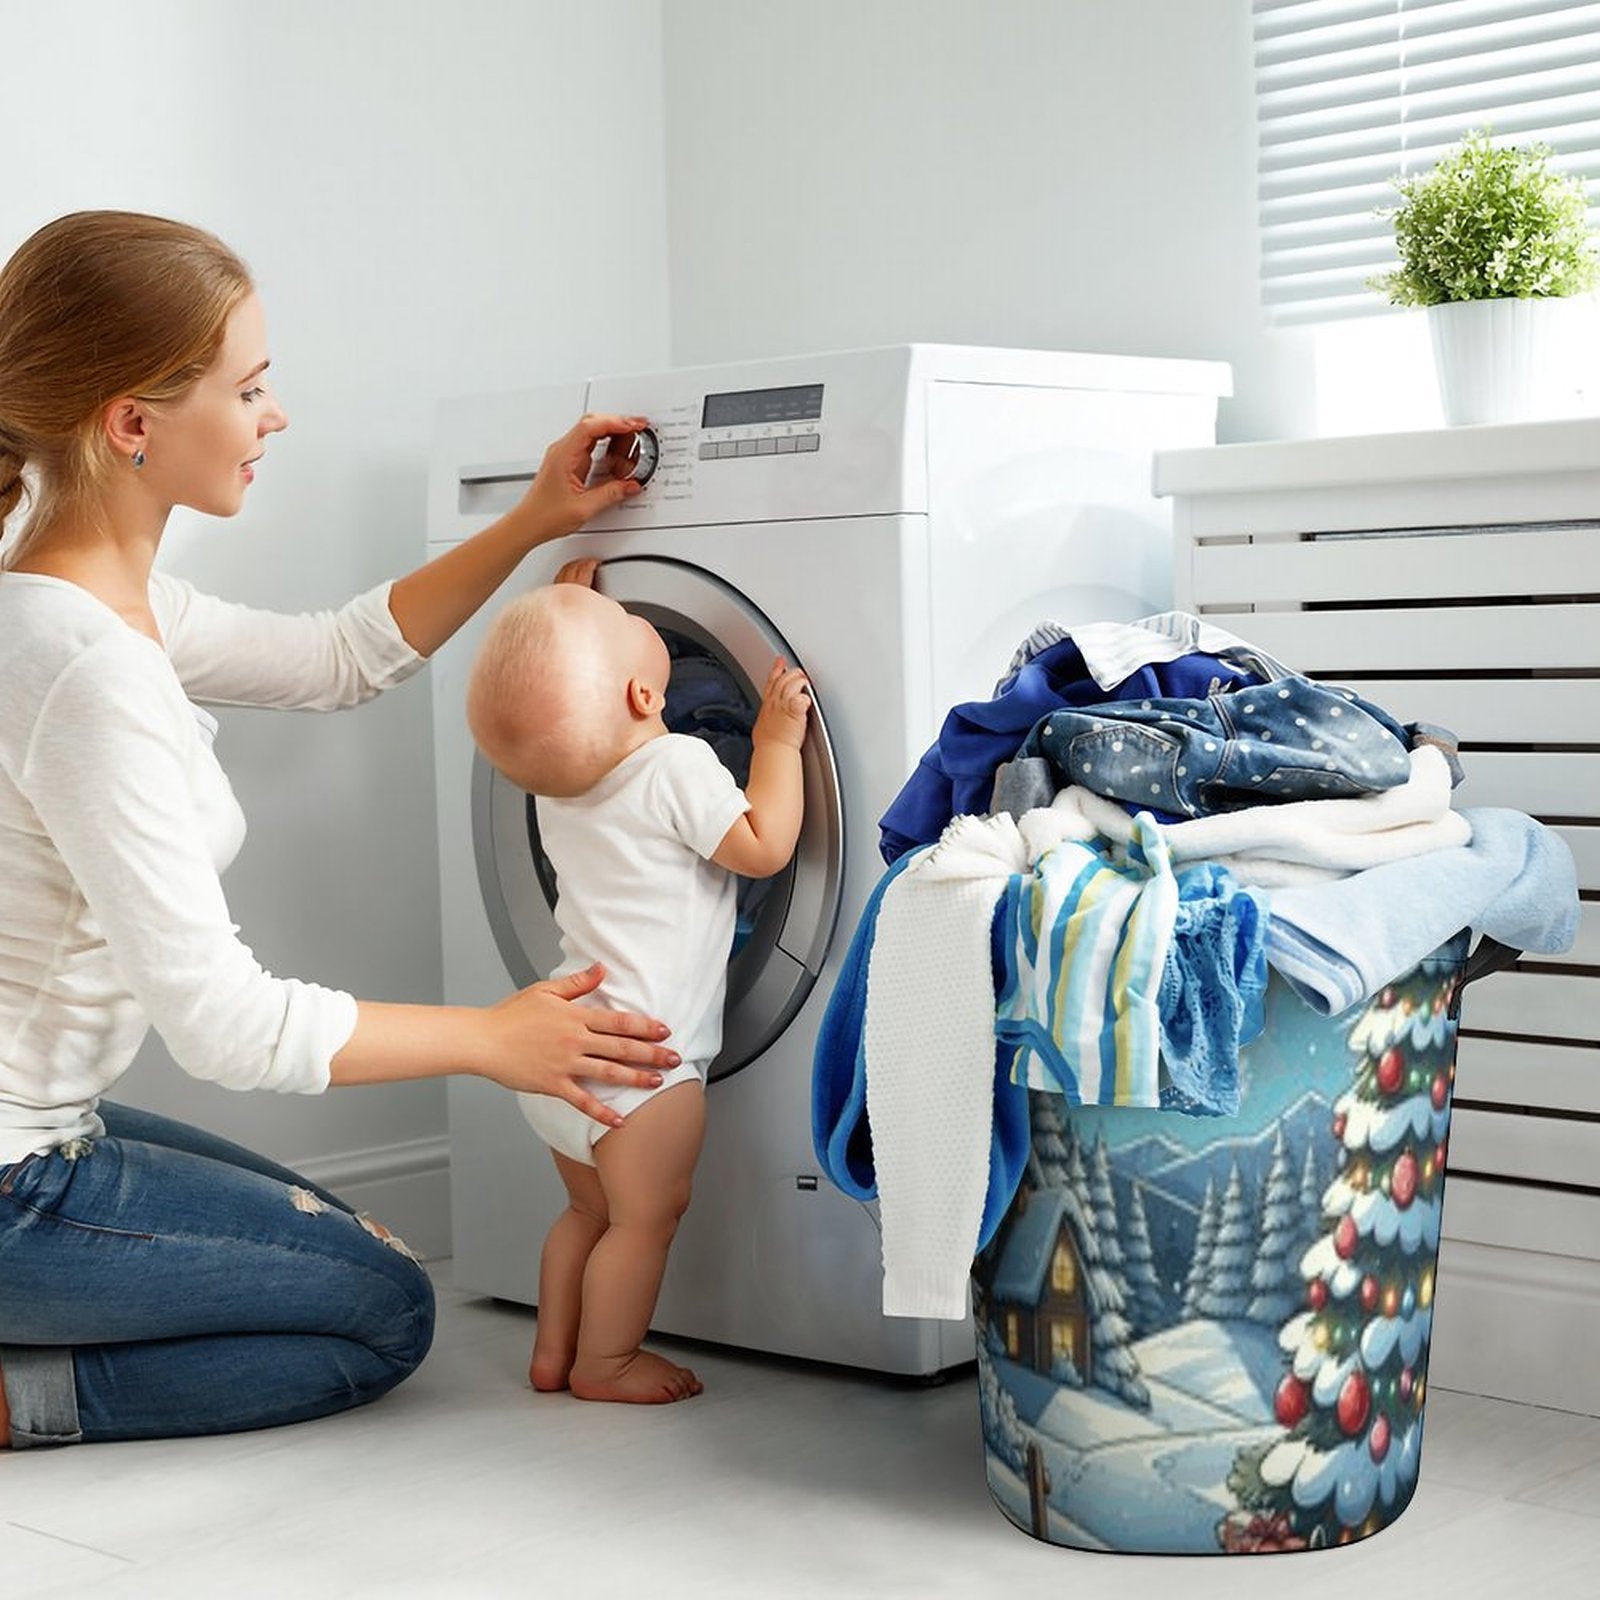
864,800,1093,1318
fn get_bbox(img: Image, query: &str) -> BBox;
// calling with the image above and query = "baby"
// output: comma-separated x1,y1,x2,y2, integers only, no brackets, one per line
466,560,810,1404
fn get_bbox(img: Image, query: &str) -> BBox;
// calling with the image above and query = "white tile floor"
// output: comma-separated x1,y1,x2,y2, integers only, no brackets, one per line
5,1261,1599,1599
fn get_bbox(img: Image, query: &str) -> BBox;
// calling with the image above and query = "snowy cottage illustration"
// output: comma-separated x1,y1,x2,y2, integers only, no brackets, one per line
985,1187,1091,1378
978,1128,1150,1411
971,944,1463,1555
988,1187,1123,1397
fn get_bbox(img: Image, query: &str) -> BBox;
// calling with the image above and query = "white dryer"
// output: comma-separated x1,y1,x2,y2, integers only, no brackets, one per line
428,344,1229,1376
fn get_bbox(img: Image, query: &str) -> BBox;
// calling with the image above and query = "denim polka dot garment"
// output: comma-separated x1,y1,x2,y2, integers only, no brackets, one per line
1020,676,1415,819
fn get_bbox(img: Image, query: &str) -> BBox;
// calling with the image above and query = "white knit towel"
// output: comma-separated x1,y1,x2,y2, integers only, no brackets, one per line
864,802,1092,1319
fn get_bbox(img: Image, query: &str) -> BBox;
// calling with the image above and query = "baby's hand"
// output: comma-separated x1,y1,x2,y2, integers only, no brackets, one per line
752,658,811,752
552,557,600,588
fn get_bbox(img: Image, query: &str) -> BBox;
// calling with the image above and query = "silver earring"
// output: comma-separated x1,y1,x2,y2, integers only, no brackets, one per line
131,450,146,469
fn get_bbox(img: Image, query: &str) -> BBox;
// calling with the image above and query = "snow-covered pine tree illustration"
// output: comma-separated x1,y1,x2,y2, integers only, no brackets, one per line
1181,1176,1219,1319
1247,1127,1303,1325
1196,1162,1254,1320
1086,1135,1132,1295
1296,1140,1324,1266
1121,1180,1169,1337
1062,1123,1093,1214
1030,1090,1072,1189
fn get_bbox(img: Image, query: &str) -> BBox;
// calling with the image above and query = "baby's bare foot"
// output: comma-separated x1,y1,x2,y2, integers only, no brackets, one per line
569,1349,703,1405
529,1339,573,1393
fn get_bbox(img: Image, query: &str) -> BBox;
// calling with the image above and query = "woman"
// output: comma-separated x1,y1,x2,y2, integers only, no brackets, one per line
0,210,677,1447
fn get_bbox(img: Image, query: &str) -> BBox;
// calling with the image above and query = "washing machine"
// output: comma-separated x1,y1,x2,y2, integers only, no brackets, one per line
428,344,1230,1376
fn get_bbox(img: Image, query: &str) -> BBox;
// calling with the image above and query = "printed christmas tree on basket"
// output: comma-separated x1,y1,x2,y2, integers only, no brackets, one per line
1221,966,1459,1552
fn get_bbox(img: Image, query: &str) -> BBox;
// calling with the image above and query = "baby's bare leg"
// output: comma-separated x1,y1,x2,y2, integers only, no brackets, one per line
570,1081,706,1404
530,1151,608,1392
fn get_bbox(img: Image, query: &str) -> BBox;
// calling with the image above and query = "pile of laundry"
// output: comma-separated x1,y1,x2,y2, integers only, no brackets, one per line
811,612,1579,1321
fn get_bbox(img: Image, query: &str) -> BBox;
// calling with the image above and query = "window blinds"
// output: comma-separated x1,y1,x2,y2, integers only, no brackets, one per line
1255,0,1600,323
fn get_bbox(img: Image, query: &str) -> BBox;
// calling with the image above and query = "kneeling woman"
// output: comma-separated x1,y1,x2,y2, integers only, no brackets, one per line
0,211,675,1447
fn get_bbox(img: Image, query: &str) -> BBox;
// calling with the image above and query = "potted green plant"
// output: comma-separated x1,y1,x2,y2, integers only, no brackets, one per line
1371,130,1598,425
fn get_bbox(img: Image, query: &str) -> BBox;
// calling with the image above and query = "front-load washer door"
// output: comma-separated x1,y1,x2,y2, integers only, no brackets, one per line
471,556,844,1080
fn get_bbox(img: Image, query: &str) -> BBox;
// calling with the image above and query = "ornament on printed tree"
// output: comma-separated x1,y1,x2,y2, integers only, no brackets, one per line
1337,1369,1371,1436
1369,1413,1391,1463
1360,1275,1380,1312
1376,1047,1404,1095
1392,1150,1419,1208
1275,1373,1311,1429
1308,1278,1328,1311
1334,1214,1358,1259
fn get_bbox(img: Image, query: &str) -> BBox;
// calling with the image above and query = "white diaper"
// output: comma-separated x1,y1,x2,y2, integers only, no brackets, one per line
517,1061,707,1165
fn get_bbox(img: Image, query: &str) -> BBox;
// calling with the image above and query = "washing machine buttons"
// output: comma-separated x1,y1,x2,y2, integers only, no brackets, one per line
697,432,820,460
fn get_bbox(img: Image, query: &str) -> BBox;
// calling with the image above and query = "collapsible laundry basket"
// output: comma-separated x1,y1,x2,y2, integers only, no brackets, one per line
971,932,1509,1555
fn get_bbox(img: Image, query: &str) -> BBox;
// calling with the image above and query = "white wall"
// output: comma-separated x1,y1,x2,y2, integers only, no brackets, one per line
4,0,1333,1248
661,0,1316,444
2,0,670,1238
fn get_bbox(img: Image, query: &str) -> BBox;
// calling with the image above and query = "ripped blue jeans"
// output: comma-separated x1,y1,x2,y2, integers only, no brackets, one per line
0,1102,434,1447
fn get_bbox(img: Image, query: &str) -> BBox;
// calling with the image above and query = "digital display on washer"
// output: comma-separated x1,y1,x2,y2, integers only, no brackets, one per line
701,384,824,428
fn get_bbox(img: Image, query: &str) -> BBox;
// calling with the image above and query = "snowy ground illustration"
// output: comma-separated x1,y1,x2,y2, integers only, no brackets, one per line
983,1317,1284,1552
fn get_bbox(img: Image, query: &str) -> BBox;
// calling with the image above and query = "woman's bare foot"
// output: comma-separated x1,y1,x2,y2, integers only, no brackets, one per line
569,1348,703,1404
528,1337,574,1393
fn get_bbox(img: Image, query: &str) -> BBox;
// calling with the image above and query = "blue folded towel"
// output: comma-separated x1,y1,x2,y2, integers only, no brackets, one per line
1264,808,1578,1015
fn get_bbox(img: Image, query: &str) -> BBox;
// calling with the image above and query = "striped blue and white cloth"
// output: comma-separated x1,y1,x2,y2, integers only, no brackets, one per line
995,813,1178,1107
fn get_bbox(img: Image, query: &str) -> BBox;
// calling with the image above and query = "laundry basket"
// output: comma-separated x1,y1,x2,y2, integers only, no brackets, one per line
971,932,1512,1555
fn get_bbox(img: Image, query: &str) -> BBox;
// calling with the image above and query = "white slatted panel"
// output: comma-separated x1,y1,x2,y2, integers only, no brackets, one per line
1198,601,1600,672
1456,1035,1600,1111
1335,677,1600,744
1165,424,1600,1408
1255,0,1600,323
1448,1106,1600,1186
1429,1235,1600,1409
1441,1175,1600,1258
1452,751,1600,815
1170,475,1600,1259
1191,523,1600,606
1459,970,1596,1042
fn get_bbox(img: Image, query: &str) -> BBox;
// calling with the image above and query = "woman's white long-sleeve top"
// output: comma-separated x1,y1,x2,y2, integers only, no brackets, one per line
0,570,424,1165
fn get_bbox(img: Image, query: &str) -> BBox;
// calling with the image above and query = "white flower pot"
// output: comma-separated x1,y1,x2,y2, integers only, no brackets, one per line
1426,297,1577,426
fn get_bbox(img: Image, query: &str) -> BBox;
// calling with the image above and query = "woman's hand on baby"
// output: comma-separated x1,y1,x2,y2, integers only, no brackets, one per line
752,658,811,751
481,963,677,1125
515,414,650,545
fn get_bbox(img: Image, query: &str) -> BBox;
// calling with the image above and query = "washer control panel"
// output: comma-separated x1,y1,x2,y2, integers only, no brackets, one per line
454,348,930,529
696,381,823,463
578,375,831,516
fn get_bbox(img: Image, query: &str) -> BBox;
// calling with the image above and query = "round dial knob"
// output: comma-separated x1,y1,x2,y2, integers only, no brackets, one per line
602,425,659,486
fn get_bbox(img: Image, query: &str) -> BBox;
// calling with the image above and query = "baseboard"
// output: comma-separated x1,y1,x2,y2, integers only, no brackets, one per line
295,1136,452,1263
1430,1237,1600,1417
